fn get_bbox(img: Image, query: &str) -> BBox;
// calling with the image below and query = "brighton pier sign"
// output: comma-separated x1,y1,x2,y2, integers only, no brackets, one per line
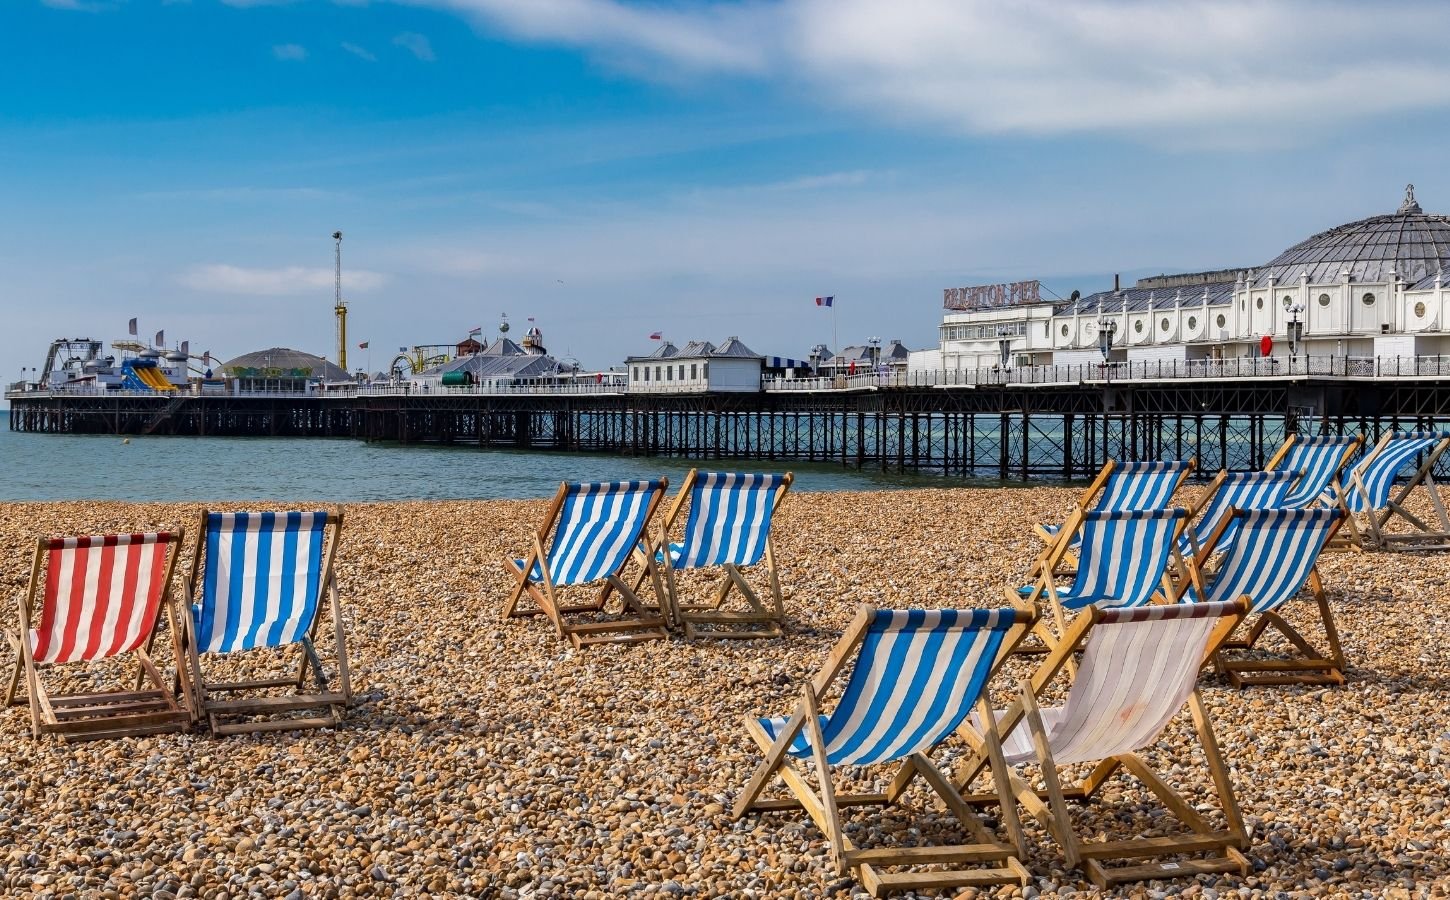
943,279,1041,310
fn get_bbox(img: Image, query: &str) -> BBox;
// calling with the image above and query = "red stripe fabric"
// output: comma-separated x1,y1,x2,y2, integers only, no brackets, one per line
85,540,118,659
33,532,174,664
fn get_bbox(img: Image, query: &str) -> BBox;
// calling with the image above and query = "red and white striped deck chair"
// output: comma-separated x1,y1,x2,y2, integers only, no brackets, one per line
5,531,192,741
954,599,1250,888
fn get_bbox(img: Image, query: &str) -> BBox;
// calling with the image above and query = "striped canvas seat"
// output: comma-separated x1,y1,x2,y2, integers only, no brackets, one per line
1193,509,1341,612
1181,470,1300,559
512,480,662,586
31,533,175,664
1342,431,1450,512
660,472,787,569
1277,436,1362,507
8,530,191,741
758,608,1017,765
1027,509,1186,611
193,511,329,654
1042,460,1192,552
995,601,1243,766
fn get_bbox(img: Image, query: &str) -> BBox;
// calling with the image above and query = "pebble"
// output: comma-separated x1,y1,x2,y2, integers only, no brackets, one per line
0,490,1443,898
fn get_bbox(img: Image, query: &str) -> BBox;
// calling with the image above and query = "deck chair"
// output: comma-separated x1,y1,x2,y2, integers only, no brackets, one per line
1263,433,1364,508
503,479,671,648
734,604,1036,897
956,599,1251,888
1179,470,1300,565
6,531,192,741
1334,430,1450,550
646,469,793,639
181,510,351,736
1184,508,1346,686
1030,459,1194,578
1020,508,1189,653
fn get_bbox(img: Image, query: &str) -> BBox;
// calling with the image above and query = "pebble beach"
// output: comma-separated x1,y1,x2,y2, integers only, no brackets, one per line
0,487,1446,899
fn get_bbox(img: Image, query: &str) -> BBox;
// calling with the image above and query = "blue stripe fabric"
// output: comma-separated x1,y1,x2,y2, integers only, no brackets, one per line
1195,508,1341,613
194,511,329,654
757,608,1015,765
1045,460,1190,554
1181,470,1300,558
517,480,661,587
1342,432,1449,513
673,472,787,569
1048,509,1186,611
1280,436,1360,507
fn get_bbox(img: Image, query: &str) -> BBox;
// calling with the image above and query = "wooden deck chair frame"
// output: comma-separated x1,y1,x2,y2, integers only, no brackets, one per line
1263,432,1365,509
1020,507,1199,658
734,603,1037,897
180,509,351,736
502,480,670,648
953,599,1251,888
1186,507,1347,686
6,531,193,742
641,468,794,639
1028,457,1196,579
1336,431,1450,551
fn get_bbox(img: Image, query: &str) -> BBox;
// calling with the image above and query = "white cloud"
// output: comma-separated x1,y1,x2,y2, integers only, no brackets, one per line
341,42,378,62
403,0,1450,142
272,43,308,61
393,31,436,62
40,0,117,10
177,264,387,296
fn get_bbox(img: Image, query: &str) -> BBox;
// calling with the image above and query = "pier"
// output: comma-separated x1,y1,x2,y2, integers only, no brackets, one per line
11,355,1450,479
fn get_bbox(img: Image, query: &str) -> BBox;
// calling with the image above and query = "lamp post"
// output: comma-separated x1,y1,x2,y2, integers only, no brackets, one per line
868,336,881,374
1283,297,1305,363
1096,316,1118,362
996,325,1014,369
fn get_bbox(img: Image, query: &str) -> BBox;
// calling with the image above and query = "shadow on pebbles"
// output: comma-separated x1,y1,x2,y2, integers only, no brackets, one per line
0,489,1445,899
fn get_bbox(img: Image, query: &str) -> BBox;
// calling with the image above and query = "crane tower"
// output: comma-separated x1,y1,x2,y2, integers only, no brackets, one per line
333,230,348,372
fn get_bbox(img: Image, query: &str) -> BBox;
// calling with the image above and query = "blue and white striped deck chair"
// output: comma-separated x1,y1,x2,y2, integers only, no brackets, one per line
182,509,351,736
649,469,793,639
955,599,1252,887
1336,431,1450,550
1185,508,1346,686
503,479,670,648
735,604,1036,894
1264,434,1364,508
1180,470,1300,564
1022,508,1189,651
1031,459,1194,576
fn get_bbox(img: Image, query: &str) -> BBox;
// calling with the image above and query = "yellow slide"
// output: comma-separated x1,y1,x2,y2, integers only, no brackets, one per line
138,365,178,391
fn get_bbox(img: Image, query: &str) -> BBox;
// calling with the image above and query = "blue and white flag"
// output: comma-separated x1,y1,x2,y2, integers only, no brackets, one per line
815,296,834,307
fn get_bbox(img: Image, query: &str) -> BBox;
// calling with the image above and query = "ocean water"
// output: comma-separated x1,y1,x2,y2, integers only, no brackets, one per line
0,413,954,502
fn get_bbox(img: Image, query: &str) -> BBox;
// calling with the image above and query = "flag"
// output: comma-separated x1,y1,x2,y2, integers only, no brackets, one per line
527,316,535,322
815,296,834,307
468,326,482,336
649,331,662,340
128,317,137,336
399,346,408,352
155,329,165,346
180,341,189,357
358,341,369,349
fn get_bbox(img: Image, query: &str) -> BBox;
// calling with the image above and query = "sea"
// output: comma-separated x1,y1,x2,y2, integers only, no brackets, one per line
0,411,952,502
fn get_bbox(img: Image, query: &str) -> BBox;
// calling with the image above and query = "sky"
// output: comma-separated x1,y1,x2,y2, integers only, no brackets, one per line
6,0,1450,377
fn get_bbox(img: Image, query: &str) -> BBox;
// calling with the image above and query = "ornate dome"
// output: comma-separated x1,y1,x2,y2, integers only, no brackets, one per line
1256,184,1450,286
220,347,348,380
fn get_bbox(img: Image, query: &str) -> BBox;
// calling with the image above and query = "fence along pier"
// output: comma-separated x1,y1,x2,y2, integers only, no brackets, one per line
10,371,1447,480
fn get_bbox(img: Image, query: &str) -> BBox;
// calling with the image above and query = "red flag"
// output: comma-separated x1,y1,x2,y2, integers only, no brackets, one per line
358,341,369,349
649,331,662,340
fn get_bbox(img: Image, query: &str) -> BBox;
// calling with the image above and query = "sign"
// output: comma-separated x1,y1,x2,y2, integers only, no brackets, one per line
943,280,1041,310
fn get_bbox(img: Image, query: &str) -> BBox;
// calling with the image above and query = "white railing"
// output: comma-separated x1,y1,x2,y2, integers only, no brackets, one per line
4,378,628,401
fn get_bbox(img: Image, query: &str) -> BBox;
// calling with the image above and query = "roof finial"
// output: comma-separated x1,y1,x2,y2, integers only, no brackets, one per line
1399,182,1422,214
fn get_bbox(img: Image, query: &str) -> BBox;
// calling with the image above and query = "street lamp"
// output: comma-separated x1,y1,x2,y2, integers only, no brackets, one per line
868,336,881,372
1283,297,1305,361
1096,316,1118,362
996,325,1014,368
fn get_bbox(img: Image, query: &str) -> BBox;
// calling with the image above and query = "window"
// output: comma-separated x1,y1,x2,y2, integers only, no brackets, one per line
644,367,650,382
1255,296,1264,310
1318,293,1331,307
654,366,661,381
633,366,639,381
679,365,685,380
666,366,673,381
1216,314,1227,328
1415,301,1427,318
1282,295,1294,308
1188,315,1198,330
1160,317,1170,332
1362,292,1376,307
702,362,709,378
690,363,697,379
1060,323,1069,337
1133,320,1144,333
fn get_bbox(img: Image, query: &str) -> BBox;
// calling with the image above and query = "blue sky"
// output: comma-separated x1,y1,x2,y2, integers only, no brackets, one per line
6,0,1450,375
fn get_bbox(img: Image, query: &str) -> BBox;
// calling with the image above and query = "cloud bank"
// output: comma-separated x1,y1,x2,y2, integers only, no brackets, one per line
177,264,387,296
